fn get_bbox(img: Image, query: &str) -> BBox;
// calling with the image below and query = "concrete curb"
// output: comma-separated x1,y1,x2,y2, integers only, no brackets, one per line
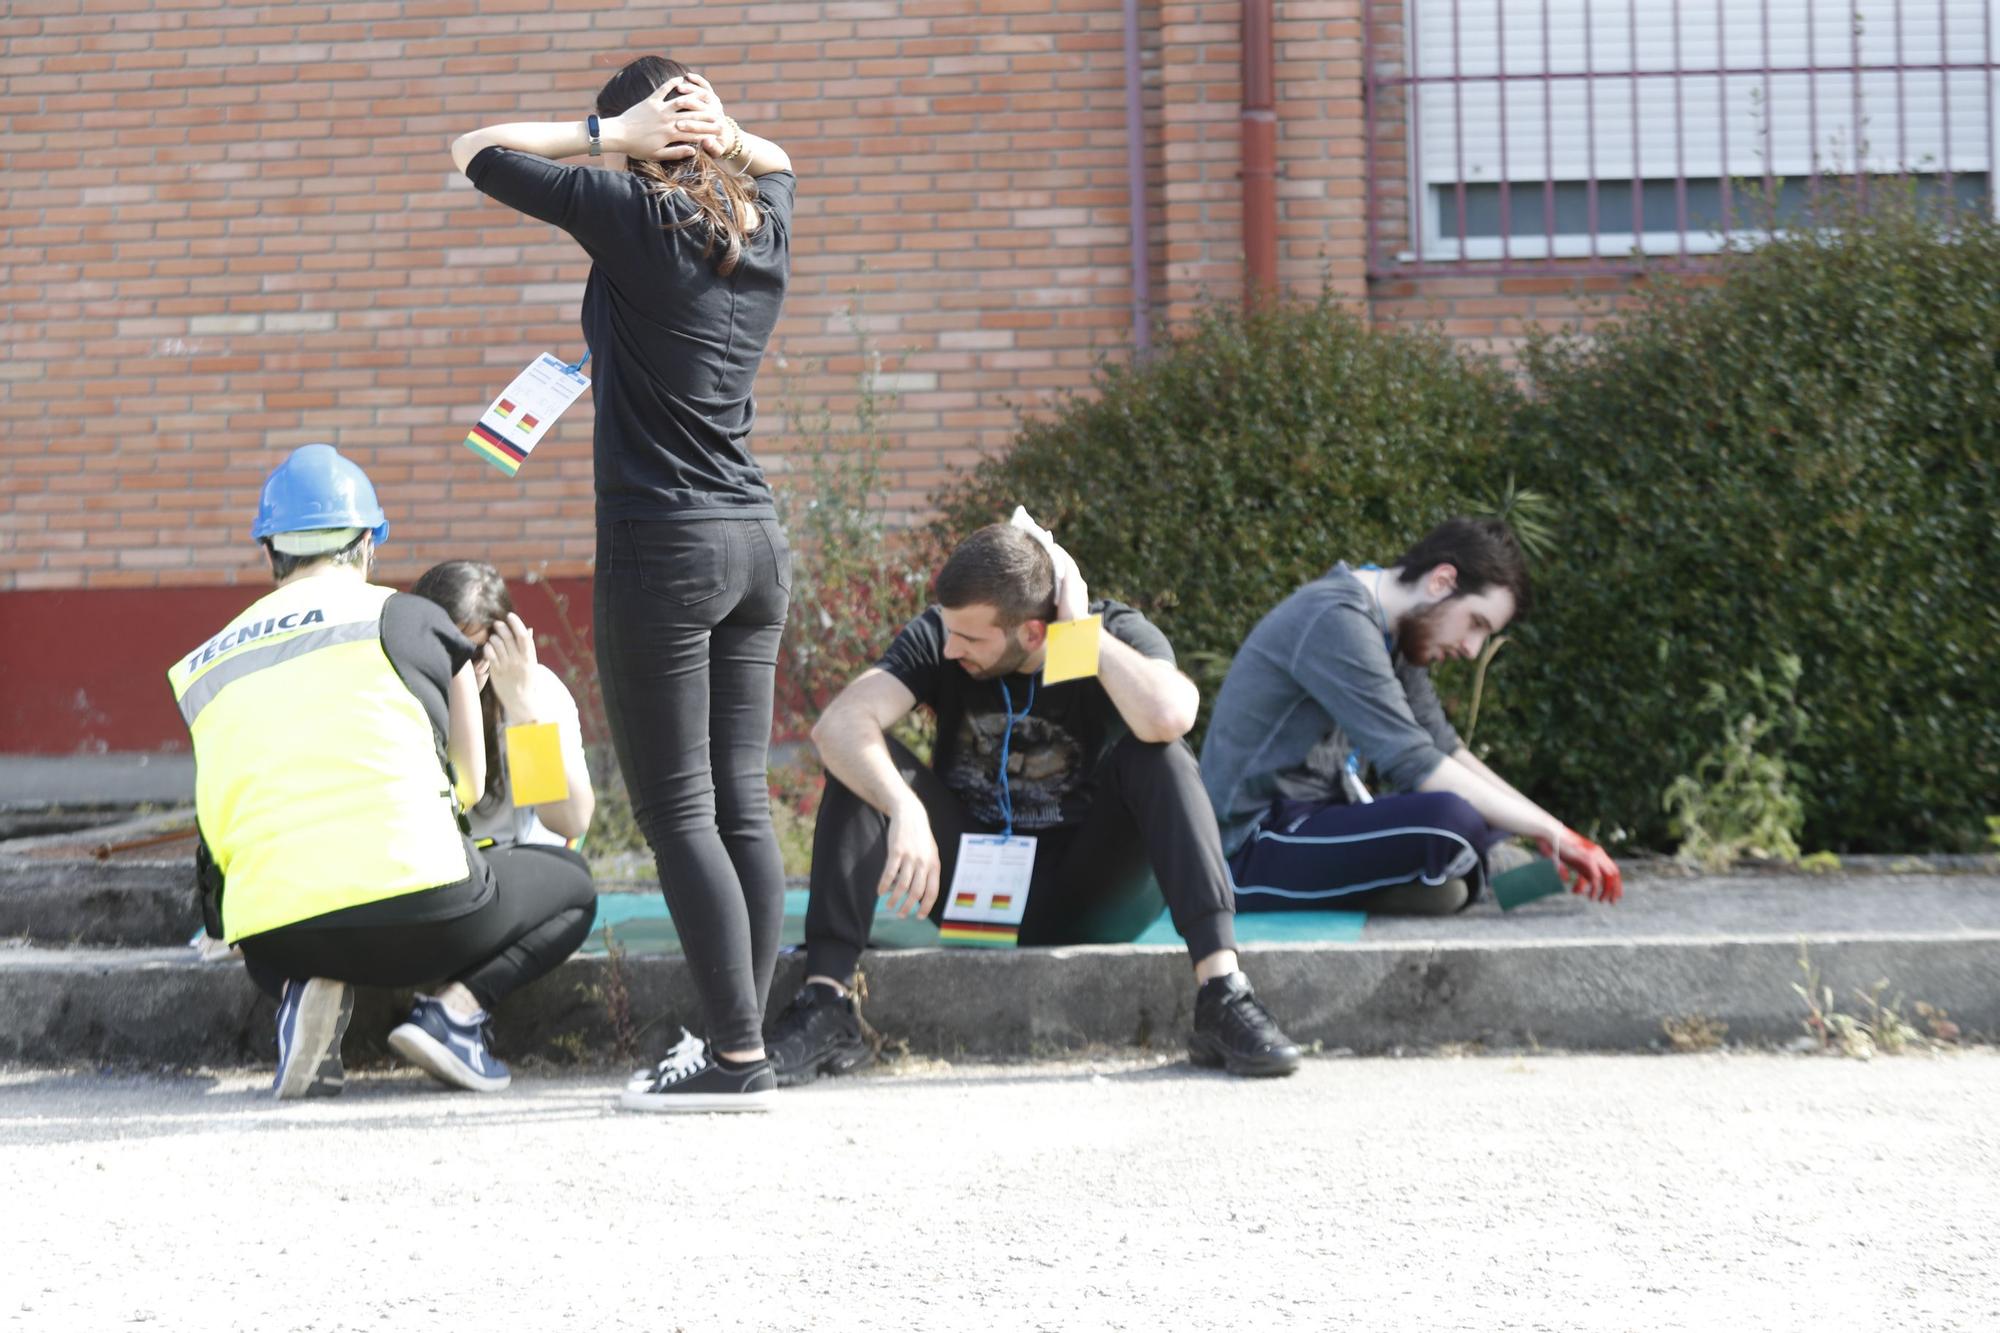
4,930,1993,1070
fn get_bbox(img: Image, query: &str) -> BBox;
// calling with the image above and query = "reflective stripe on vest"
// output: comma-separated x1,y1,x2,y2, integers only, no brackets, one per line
168,580,469,942
175,620,380,729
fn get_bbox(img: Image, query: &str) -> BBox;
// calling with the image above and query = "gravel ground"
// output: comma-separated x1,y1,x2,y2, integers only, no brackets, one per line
1,1050,1994,1332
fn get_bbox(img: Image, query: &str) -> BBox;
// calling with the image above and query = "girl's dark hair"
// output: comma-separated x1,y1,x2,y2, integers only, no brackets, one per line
1392,516,1535,618
410,560,515,813
597,55,759,276
934,524,1058,628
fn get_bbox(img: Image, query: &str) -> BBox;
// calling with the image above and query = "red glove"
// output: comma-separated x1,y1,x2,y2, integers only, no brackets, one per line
1536,829,1624,904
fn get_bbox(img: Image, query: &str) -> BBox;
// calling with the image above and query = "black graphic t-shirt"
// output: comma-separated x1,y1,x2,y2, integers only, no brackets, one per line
875,600,1176,830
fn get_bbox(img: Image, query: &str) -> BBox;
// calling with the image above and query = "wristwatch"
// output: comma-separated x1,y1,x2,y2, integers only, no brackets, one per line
585,114,602,156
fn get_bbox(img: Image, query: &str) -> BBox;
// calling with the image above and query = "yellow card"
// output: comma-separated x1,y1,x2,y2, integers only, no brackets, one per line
1042,614,1102,685
504,722,568,807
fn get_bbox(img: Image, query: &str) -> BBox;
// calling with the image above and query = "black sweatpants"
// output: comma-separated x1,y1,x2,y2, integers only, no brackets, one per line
595,516,791,1055
239,844,598,1012
804,734,1239,983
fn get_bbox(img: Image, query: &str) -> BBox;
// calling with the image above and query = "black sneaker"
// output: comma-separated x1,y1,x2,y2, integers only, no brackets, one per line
1188,973,1302,1078
619,1029,774,1113
765,983,874,1088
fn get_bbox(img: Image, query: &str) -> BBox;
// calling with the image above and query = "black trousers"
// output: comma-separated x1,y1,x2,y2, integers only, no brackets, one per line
240,844,598,1011
595,516,791,1054
804,734,1239,983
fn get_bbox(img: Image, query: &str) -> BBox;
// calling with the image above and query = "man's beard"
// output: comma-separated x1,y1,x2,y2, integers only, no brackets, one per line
959,632,1035,681
1393,601,1453,666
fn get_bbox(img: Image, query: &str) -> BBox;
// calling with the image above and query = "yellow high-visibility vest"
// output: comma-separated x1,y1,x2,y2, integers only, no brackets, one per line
166,577,469,942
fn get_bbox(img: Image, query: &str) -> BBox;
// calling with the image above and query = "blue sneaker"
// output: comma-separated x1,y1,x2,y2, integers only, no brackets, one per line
273,977,353,1101
387,995,512,1093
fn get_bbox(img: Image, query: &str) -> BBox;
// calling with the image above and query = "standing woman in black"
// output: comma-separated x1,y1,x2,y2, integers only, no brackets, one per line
453,58,795,1111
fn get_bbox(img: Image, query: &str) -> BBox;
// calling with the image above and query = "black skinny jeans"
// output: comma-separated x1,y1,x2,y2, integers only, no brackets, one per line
804,734,1239,984
595,516,791,1054
240,844,598,1011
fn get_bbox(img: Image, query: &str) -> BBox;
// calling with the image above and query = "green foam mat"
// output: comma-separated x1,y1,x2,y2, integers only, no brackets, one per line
1133,907,1368,945
583,891,1368,955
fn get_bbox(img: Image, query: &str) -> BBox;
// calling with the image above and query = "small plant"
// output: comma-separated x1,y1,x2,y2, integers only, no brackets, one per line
1661,1013,1729,1052
595,923,639,1067
1661,655,1807,870
1793,947,1942,1060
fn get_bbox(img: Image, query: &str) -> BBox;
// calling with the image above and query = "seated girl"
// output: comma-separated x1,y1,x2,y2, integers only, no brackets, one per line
410,561,596,850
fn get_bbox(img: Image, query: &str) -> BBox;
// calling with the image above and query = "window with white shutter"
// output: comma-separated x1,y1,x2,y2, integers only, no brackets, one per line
1373,0,1998,267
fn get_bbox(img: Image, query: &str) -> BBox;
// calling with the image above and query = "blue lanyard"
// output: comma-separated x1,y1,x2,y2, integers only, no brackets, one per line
994,675,1037,839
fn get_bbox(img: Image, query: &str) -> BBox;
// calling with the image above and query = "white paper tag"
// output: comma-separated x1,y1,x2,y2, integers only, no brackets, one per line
943,834,1037,926
463,352,591,475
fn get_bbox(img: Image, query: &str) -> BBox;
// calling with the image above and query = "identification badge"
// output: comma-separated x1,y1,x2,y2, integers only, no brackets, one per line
939,834,1037,948
463,352,590,477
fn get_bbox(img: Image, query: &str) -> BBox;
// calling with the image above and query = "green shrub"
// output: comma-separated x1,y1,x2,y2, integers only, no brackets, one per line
933,295,1521,704
1489,187,2000,853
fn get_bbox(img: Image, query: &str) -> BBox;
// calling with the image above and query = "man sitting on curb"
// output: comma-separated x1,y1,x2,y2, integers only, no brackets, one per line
765,520,1302,1082
1200,516,1622,914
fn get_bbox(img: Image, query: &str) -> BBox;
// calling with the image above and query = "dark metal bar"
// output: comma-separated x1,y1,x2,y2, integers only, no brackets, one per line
1893,0,1907,177
1851,0,1866,201
1240,0,1278,303
1718,0,1733,236
1586,0,1600,259
1985,0,1996,215
1630,0,1644,244
1452,0,1469,252
1498,0,1513,263
1807,0,1819,192
1365,0,1379,272
1673,0,1689,254
1543,0,1556,259
1762,0,1774,212
1410,0,1427,263
1937,0,1953,191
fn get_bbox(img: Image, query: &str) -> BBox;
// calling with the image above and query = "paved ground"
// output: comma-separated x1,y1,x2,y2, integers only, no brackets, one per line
1,1050,1994,1332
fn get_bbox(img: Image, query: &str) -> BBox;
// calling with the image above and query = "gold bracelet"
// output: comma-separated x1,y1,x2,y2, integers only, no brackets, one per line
723,117,751,164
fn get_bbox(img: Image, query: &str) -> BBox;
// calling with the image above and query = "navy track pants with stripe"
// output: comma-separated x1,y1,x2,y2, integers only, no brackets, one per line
1229,792,1509,911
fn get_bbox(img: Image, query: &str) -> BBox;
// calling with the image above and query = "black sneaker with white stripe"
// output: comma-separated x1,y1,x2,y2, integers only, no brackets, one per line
619,1029,775,1113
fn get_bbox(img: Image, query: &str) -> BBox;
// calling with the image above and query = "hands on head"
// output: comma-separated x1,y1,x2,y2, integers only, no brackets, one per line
608,72,733,162
479,612,540,716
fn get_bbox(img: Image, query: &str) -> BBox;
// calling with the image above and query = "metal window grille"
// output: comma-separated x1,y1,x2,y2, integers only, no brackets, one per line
1366,0,2000,275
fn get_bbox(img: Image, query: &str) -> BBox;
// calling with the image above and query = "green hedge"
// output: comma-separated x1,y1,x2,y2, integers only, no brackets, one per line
1488,191,2000,853
933,191,1999,853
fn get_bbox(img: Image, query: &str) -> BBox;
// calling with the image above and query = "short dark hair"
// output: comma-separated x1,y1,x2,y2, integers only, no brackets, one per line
934,523,1057,628
1392,516,1534,618
266,531,369,584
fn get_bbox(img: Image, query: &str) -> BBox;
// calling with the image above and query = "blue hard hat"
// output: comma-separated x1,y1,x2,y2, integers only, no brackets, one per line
251,444,390,547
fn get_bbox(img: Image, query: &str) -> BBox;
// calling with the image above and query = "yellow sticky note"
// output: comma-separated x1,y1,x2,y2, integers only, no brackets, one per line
1042,614,1102,685
504,722,568,807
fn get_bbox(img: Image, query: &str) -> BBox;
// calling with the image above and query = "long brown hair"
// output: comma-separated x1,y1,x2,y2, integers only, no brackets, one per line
410,560,515,813
597,55,759,276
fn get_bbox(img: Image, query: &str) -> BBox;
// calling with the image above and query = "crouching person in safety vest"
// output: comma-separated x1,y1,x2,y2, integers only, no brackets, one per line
168,445,598,1100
